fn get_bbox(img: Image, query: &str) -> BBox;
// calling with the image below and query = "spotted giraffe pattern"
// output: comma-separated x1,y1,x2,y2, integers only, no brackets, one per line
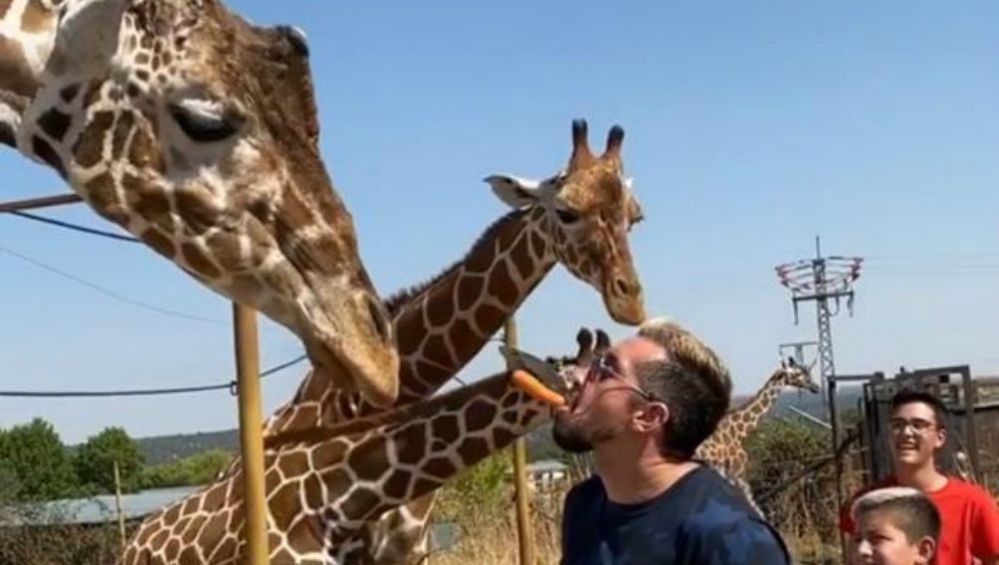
695,359,819,513
121,372,554,564
251,121,647,563
0,0,399,406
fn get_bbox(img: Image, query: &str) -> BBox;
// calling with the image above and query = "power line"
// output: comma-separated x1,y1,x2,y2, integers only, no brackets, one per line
0,354,307,398
0,244,225,325
6,210,139,242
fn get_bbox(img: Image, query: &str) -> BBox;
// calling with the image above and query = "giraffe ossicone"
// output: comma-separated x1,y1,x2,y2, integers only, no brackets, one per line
0,0,400,406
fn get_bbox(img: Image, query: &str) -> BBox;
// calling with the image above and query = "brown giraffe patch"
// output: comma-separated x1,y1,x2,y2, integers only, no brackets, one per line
0,0,11,19
493,426,517,447
181,514,207,545
447,318,479,359
140,227,177,258
465,399,497,432
0,37,37,97
0,122,14,148
210,536,238,562
509,233,535,280
455,274,484,311
181,242,222,279
413,359,449,387
395,306,424,355
473,302,504,332
393,422,429,463
72,111,114,168
529,230,546,259
173,188,218,235
426,286,452,327
430,413,461,444
21,0,52,33
164,537,181,562
278,451,309,477
128,121,163,171
342,487,383,521
383,469,412,499
423,456,457,480
59,83,81,103
288,516,323,553
269,482,302,532
422,334,454,368
36,107,72,142
486,260,518,307
303,472,324,510
457,437,490,464
347,438,393,479
32,135,65,177
463,240,495,273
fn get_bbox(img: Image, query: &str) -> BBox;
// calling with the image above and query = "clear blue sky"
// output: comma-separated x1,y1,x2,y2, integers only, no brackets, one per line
2,1,997,444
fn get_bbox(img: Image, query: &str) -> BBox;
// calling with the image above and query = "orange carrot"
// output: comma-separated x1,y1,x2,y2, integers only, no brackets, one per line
511,369,566,407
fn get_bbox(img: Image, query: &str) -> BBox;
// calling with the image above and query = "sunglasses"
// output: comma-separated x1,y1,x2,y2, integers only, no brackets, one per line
585,352,660,403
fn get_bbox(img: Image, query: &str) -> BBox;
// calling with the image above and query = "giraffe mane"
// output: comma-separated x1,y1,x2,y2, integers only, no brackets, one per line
383,208,527,316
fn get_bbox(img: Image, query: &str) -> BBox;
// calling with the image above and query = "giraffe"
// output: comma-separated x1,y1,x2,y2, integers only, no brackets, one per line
121,325,614,564
694,357,820,513
122,368,563,564
0,0,399,406
253,119,647,562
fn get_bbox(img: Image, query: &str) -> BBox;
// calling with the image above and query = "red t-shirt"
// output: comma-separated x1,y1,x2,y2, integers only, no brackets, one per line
840,476,999,565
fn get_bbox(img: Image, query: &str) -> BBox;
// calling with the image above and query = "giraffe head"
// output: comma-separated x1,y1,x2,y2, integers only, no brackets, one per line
13,0,399,405
777,357,820,393
485,120,646,325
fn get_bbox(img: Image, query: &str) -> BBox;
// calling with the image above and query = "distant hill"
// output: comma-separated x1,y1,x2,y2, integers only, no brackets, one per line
133,387,865,465
137,429,237,465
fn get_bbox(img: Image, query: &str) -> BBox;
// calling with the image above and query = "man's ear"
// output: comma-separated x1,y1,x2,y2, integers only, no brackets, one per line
934,426,947,450
915,536,936,564
633,402,669,433
484,175,544,208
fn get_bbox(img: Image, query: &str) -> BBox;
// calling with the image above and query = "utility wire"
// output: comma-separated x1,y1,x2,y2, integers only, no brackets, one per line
0,244,225,325
0,354,307,398
6,211,139,242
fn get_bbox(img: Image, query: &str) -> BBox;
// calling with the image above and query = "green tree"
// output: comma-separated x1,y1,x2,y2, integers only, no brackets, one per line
140,449,233,489
73,427,144,494
0,418,77,501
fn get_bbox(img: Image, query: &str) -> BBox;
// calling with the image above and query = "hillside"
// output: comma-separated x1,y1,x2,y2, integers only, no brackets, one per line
136,429,237,465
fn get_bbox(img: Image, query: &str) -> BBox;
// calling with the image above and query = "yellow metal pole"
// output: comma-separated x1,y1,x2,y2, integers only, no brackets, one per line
504,318,535,565
233,303,268,564
113,460,126,550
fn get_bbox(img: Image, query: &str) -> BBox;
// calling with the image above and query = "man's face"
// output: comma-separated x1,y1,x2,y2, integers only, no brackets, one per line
888,402,945,471
853,511,934,565
551,336,666,453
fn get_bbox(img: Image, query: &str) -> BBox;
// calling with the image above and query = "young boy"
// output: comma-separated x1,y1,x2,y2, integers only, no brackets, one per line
851,486,941,565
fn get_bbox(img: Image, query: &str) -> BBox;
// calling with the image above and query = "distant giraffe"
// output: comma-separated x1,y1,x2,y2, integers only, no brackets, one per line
695,358,820,513
0,0,399,405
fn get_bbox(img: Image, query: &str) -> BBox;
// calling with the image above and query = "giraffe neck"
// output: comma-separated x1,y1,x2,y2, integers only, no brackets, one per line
122,372,551,563
726,370,786,442
263,206,557,435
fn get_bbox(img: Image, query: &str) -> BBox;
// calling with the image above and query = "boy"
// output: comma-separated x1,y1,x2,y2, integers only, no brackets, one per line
852,486,941,565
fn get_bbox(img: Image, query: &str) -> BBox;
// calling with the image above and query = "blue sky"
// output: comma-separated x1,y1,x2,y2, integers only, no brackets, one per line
1,1,997,444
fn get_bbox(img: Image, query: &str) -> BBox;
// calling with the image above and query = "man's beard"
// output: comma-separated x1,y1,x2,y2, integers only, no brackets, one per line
552,417,623,454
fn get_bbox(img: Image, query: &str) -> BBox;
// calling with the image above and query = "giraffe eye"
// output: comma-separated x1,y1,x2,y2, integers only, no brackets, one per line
169,99,244,143
556,209,580,224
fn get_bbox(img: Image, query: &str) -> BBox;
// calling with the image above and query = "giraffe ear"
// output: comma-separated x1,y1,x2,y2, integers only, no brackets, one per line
53,0,128,70
484,175,543,209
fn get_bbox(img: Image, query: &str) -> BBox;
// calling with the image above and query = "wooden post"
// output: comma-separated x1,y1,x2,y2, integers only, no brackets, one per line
233,304,268,564
504,318,535,565
113,460,126,550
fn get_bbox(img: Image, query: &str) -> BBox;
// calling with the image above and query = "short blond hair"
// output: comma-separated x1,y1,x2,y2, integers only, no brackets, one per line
852,487,941,544
635,317,733,457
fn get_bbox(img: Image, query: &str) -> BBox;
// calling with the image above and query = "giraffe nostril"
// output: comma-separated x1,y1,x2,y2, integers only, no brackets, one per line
614,277,633,297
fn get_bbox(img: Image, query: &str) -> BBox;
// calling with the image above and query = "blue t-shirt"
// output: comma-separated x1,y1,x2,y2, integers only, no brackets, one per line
560,466,790,564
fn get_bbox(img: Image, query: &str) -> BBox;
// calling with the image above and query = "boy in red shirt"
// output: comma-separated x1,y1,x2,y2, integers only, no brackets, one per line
840,390,999,565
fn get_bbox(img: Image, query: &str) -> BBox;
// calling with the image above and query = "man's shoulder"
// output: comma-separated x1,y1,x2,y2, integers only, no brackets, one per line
564,475,603,510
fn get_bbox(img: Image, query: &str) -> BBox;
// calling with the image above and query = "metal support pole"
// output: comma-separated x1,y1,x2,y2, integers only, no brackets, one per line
233,304,268,564
0,193,81,212
113,460,126,550
505,318,535,565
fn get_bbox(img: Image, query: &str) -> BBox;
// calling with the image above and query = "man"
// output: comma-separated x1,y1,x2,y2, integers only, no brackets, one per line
840,390,999,565
553,318,790,564
851,486,941,565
